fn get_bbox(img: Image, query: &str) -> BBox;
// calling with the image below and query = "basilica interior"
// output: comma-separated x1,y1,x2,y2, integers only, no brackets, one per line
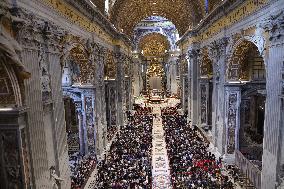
0,0,284,188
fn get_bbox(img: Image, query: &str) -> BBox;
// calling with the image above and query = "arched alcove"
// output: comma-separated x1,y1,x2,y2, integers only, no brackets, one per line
229,40,266,168
227,40,265,82
62,44,91,86
199,48,214,129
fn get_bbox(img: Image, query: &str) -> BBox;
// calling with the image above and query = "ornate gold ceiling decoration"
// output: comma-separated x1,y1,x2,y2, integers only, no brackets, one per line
228,40,261,81
110,0,205,36
200,48,213,77
139,33,170,57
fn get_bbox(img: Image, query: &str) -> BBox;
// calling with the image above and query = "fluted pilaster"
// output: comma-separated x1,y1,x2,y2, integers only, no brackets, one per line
188,48,200,126
208,38,228,154
115,52,126,127
261,11,284,189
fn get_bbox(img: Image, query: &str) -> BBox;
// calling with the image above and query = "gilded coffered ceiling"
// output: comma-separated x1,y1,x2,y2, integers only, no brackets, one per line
110,0,205,36
139,33,170,57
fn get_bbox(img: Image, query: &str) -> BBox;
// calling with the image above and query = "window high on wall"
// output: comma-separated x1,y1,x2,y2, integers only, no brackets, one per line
105,0,109,14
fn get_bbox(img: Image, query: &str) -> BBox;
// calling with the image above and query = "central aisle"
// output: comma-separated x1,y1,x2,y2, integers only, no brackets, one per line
152,106,172,189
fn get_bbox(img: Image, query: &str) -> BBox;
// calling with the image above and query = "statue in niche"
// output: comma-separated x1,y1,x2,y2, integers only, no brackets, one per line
49,166,64,189
228,94,237,128
227,93,238,154
69,60,80,83
227,128,236,154
200,85,207,124
39,46,51,100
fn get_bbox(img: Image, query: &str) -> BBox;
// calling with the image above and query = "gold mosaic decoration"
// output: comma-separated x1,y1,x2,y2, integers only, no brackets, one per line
104,50,117,79
70,45,95,84
228,40,259,81
110,0,205,36
200,48,213,77
139,33,170,57
180,0,268,49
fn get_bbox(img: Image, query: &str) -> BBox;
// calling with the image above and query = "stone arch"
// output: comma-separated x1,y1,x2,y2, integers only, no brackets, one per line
227,38,266,82
0,26,30,108
135,31,174,51
139,33,170,57
62,90,81,102
61,39,94,86
225,38,267,167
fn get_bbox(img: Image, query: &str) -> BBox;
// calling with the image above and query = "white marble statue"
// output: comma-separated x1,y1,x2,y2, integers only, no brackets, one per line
49,166,64,189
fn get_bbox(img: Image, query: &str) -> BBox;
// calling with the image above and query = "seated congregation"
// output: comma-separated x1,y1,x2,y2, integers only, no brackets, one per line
162,108,234,188
95,108,153,188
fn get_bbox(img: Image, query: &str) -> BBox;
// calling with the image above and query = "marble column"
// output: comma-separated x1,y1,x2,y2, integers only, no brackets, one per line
46,28,72,188
180,55,189,112
223,85,241,162
182,75,189,112
75,102,84,155
188,48,199,126
94,47,107,157
168,58,178,95
83,92,96,155
16,22,50,188
115,51,126,127
81,92,96,155
261,11,284,189
199,78,210,127
105,80,117,131
208,38,228,154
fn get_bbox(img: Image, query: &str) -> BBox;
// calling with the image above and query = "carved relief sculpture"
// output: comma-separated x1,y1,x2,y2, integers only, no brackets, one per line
85,96,95,154
200,84,207,124
227,93,238,154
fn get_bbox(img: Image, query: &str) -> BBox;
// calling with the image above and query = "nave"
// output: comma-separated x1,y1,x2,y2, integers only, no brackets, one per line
1,1,284,189
88,98,235,189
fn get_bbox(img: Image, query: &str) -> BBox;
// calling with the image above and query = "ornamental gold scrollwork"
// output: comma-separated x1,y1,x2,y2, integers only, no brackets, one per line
199,48,213,77
104,50,116,79
227,40,263,81
180,0,268,49
139,33,170,57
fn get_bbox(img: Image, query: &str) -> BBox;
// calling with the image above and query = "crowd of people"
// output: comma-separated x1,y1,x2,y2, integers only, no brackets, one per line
161,107,179,116
70,153,96,189
95,112,153,188
67,132,80,150
68,99,240,188
107,125,118,141
163,111,234,188
133,106,152,116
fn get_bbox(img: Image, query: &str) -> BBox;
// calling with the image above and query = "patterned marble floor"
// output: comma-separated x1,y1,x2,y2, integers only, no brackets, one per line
152,106,172,189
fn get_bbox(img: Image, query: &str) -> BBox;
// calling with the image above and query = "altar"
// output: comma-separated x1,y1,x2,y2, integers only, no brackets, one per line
149,89,164,103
